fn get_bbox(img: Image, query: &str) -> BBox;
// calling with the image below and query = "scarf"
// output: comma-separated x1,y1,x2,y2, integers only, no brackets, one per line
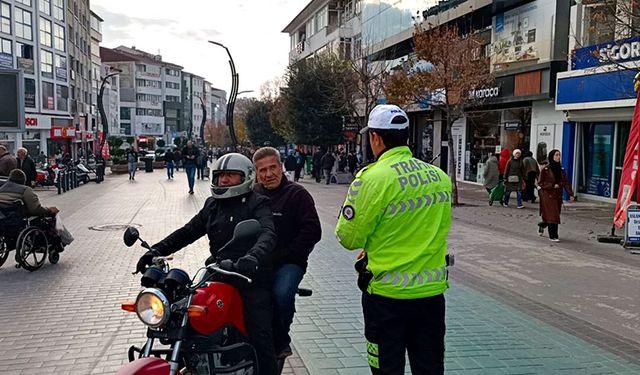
548,149,562,183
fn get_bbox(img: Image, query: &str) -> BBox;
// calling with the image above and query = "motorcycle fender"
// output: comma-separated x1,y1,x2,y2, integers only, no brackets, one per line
116,357,179,375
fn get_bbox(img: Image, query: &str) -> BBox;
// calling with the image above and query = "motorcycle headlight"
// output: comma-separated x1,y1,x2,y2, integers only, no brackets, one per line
135,288,170,329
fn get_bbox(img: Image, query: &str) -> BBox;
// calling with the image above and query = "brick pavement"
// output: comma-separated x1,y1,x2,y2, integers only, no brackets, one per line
0,170,638,374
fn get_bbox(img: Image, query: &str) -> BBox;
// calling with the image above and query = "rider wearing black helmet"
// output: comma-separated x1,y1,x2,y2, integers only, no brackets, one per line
136,152,278,374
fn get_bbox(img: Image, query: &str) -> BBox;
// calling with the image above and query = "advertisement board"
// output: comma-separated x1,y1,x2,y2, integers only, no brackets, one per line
491,0,555,71
0,70,25,133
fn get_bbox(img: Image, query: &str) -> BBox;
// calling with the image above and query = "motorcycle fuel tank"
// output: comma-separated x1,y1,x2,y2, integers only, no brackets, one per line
116,357,178,375
190,282,247,336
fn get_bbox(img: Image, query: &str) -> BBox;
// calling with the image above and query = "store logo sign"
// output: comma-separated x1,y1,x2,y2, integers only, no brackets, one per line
469,87,500,99
25,117,38,126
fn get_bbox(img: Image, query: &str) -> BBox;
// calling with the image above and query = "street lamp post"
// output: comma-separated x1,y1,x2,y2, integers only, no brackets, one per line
208,40,239,149
197,95,207,145
96,67,121,182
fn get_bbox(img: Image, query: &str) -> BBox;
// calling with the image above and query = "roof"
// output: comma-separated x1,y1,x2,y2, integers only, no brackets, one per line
100,47,138,62
282,0,326,33
90,10,103,22
102,46,184,69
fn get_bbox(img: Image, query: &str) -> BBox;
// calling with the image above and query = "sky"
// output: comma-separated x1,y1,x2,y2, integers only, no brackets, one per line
91,0,308,98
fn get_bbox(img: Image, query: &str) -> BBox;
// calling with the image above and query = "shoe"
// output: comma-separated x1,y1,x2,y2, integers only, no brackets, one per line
501,202,507,207
538,225,544,236
549,238,560,242
277,345,293,359
516,205,524,209
189,190,194,194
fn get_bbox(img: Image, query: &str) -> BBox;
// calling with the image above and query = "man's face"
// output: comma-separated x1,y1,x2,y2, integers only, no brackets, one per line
17,150,26,159
217,172,242,187
255,155,283,190
187,141,193,148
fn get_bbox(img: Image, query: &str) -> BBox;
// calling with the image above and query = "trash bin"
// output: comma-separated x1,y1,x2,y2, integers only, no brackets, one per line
95,161,105,183
144,158,153,172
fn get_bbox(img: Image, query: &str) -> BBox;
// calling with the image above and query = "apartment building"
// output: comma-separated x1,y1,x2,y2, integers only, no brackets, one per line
0,0,72,157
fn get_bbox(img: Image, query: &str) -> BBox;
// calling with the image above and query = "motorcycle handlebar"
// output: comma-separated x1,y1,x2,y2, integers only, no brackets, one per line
207,265,252,284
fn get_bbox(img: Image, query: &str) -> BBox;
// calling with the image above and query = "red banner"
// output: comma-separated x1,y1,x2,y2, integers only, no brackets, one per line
614,91,640,228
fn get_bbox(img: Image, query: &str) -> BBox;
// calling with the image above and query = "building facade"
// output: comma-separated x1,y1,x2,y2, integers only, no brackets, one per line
100,62,119,137
0,0,72,158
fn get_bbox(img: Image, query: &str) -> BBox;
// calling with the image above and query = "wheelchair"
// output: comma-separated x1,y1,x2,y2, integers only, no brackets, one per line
0,202,65,272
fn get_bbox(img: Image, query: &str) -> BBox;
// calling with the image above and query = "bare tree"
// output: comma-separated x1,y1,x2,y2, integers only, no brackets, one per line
386,24,494,205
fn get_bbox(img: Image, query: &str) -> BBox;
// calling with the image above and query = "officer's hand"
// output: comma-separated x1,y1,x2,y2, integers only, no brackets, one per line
218,259,235,271
234,255,259,276
136,250,158,274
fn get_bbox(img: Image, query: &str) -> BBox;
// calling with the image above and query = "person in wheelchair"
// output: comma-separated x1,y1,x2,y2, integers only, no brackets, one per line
0,169,60,246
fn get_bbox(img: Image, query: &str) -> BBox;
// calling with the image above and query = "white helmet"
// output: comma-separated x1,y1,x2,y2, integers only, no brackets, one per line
210,153,255,199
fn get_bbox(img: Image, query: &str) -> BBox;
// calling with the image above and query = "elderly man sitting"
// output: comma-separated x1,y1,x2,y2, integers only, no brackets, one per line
0,169,59,220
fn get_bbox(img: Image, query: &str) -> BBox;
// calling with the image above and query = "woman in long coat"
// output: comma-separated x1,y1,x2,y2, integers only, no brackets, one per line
502,149,526,208
482,154,499,193
538,149,575,242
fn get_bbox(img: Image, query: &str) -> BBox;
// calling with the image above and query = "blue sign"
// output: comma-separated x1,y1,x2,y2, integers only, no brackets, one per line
572,36,640,70
556,69,636,105
495,13,504,33
0,53,12,68
376,97,387,105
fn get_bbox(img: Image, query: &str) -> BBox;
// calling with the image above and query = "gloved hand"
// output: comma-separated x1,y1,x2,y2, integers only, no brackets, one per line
234,255,259,276
219,259,235,271
136,250,159,274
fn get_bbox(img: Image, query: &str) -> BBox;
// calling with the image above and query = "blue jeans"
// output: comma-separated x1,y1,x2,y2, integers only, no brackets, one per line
166,161,174,178
272,264,305,353
503,190,523,206
185,164,196,192
128,162,137,178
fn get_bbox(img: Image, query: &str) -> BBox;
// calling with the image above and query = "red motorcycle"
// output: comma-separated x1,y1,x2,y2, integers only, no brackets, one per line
117,220,310,375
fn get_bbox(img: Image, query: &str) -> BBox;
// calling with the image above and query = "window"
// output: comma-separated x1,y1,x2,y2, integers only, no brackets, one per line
90,15,101,32
585,3,616,45
315,6,328,31
1,2,10,34
68,25,73,44
120,107,131,120
42,81,54,109
56,84,68,110
165,68,179,76
40,49,52,77
55,54,66,80
39,17,51,47
1,37,10,54
52,0,63,21
16,42,33,58
53,24,64,51
306,19,314,37
24,77,35,107
136,108,162,116
165,81,179,89
16,0,31,7
15,8,32,40
39,0,50,15
166,95,180,102
136,64,146,72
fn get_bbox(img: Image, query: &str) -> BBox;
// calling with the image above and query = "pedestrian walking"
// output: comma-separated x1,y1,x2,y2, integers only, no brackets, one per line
173,149,182,172
16,148,37,187
502,149,526,208
252,147,322,360
182,140,199,194
320,150,336,185
294,151,304,182
482,154,499,193
164,148,175,179
335,105,452,375
125,146,138,181
0,145,18,177
284,152,297,181
498,148,511,177
348,151,358,175
538,149,575,242
313,148,324,183
196,149,206,180
522,151,540,203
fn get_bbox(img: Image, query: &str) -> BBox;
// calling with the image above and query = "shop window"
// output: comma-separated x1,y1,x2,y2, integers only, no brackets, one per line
466,111,502,183
577,123,615,197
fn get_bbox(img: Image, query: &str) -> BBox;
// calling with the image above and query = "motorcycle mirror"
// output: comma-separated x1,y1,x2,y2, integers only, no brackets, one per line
232,219,261,242
123,227,140,247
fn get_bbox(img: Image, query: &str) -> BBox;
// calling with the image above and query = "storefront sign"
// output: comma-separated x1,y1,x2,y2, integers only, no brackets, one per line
0,53,12,68
556,69,636,107
50,127,76,139
573,36,640,70
25,115,51,130
17,58,34,74
504,122,520,130
469,87,500,99
624,207,640,246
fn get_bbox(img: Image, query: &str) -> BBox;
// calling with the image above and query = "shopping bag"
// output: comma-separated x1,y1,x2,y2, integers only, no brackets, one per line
55,214,74,245
489,181,505,202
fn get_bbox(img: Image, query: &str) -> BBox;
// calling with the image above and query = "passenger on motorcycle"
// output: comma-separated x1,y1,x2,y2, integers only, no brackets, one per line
135,153,278,375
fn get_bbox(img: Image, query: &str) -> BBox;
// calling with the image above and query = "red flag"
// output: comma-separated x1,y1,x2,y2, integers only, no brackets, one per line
613,91,640,228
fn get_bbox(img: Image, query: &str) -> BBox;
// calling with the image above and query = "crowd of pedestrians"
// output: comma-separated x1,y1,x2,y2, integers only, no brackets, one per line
482,146,575,242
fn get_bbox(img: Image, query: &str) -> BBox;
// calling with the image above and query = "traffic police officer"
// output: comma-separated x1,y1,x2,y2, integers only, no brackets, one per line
335,104,452,374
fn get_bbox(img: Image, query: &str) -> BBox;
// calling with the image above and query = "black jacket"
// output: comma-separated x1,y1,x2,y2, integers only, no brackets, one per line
152,192,276,281
18,157,37,186
312,151,323,171
284,155,297,171
254,177,321,270
163,150,174,163
182,146,199,165
321,153,335,170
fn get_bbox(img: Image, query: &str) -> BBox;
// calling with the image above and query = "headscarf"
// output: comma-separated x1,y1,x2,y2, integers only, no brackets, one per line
548,149,562,182
512,149,522,159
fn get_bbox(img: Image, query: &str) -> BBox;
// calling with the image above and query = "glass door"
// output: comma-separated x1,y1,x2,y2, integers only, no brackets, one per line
578,123,615,197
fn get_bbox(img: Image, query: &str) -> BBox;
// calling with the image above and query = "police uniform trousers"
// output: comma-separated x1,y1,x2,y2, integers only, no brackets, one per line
362,292,445,375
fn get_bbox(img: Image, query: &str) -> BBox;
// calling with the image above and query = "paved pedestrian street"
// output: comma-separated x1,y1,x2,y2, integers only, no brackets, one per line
1,170,640,374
